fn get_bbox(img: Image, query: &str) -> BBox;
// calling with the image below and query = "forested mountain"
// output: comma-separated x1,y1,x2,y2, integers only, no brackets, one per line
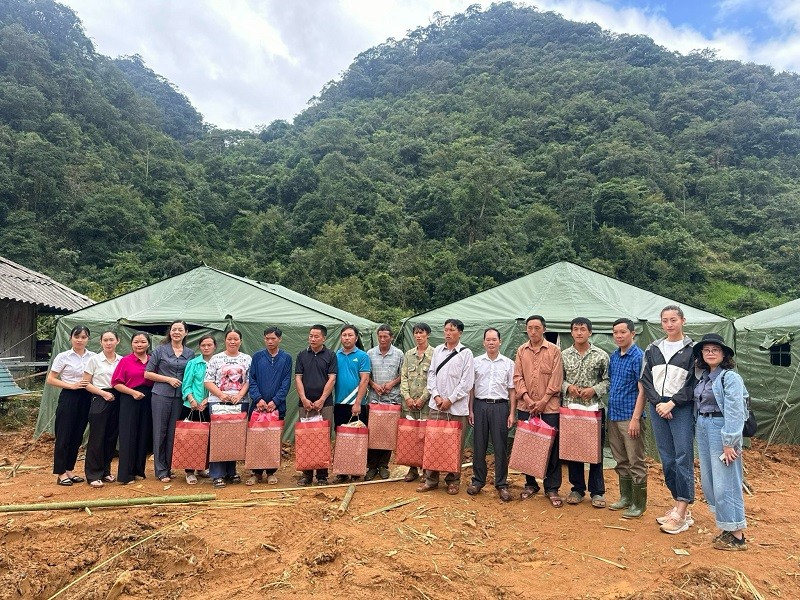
1,0,798,323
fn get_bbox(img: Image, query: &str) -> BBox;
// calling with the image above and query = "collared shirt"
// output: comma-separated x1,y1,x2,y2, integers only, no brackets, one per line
112,353,152,389
146,344,195,398
427,342,475,416
249,348,293,417
181,355,209,408
335,347,371,405
204,351,252,404
367,344,404,404
84,353,122,389
52,348,96,384
608,343,644,421
694,367,722,414
513,340,563,414
473,352,514,399
561,343,610,407
400,345,433,403
295,345,337,405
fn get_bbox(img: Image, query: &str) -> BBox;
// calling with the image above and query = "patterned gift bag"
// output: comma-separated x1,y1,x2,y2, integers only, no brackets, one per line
294,419,331,471
422,418,463,473
209,412,248,462
367,403,401,450
509,417,557,479
396,417,426,467
332,423,369,476
245,412,283,470
558,407,602,464
171,418,209,471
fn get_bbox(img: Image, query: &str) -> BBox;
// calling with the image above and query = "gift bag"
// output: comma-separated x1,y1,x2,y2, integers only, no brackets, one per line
209,410,248,462
396,416,426,467
509,417,557,479
558,407,602,464
367,403,401,450
332,421,369,476
171,414,210,471
294,419,331,471
422,417,463,473
245,411,283,470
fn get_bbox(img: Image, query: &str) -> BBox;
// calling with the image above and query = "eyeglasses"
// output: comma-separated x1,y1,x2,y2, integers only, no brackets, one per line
702,347,722,355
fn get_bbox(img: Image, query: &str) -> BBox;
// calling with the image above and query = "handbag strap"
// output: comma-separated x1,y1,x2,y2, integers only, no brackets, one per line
720,370,752,411
435,347,463,376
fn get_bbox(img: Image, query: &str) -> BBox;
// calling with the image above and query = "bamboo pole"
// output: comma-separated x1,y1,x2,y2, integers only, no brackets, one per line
0,494,216,513
337,484,356,515
353,497,419,521
250,476,404,494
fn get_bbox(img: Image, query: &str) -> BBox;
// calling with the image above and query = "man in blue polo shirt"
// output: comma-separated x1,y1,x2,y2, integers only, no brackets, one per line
332,325,371,483
247,327,292,486
607,318,648,518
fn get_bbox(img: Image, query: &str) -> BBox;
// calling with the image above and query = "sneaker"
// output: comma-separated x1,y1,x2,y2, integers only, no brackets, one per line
656,507,678,525
713,531,747,551
660,514,691,535
297,475,313,486
364,468,378,481
378,467,390,480
685,510,695,527
332,474,350,484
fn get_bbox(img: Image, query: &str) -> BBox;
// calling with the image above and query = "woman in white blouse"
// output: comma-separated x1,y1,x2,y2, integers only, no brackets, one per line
46,326,95,486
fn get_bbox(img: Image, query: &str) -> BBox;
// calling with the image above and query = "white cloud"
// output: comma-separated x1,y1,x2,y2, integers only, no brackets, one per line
59,0,800,129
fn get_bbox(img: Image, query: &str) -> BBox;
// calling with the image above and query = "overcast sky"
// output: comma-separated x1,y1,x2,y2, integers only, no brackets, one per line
59,0,800,130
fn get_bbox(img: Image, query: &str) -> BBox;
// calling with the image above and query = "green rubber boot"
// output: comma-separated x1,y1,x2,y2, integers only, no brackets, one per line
622,479,647,519
608,475,632,511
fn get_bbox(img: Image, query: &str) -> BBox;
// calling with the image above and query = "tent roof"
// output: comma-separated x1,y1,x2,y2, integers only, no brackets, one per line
735,298,800,330
63,266,377,328
0,256,93,313
406,261,729,331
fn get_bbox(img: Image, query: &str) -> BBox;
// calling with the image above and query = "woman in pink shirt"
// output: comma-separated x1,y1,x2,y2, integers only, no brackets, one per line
112,332,154,484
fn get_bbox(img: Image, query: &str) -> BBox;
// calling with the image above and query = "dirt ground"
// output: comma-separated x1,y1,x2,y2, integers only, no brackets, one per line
1,422,798,600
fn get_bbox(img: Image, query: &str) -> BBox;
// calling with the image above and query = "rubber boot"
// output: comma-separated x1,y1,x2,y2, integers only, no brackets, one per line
608,475,632,511
622,479,647,519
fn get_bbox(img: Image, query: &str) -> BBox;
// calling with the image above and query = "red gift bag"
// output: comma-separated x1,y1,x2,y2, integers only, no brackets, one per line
171,419,210,471
422,418,463,473
332,424,369,476
245,412,283,470
558,407,602,464
509,417,557,479
209,412,248,462
294,419,331,471
367,403,401,450
396,418,426,467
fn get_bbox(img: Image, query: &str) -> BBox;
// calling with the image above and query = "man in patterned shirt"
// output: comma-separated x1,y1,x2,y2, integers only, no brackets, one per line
399,322,434,482
561,317,610,508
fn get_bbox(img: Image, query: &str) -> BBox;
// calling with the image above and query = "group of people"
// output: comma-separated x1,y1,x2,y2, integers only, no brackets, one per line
47,305,749,551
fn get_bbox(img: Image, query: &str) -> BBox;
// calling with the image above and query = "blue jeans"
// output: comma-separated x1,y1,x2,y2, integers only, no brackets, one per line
696,415,747,531
649,402,695,503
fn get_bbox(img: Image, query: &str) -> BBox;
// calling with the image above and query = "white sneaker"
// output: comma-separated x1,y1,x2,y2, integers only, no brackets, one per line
656,507,678,525
660,514,691,534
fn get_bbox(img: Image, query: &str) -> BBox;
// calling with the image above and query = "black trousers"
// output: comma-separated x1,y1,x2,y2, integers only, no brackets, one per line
517,410,562,494
566,408,606,497
178,405,210,474
472,399,510,489
53,388,91,475
84,390,120,481
117,387,152,483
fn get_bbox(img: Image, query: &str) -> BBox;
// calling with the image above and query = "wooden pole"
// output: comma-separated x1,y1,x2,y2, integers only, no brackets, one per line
250,476,404,494
0,493,216,513
337,484,356,515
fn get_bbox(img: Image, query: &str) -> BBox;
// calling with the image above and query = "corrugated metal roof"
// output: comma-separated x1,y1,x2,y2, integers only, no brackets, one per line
0,256,94,312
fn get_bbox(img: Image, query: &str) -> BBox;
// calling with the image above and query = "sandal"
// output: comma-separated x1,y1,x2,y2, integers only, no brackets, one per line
69,475,85,483
546,492,564,508
186,473,198,485
229,474,242,484
212,478,226,489
89,480,104,488
520,486,538,500
160,476,172,483
566,491,584,505
591,494,606,508
103,475,116,483
246,475,262,486
56,477,73,486
446,483,460,495
267,474,278,485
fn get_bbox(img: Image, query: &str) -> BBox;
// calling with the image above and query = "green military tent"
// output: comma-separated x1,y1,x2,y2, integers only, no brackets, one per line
399,262,734,355
36,266,378,440
735,299,800,444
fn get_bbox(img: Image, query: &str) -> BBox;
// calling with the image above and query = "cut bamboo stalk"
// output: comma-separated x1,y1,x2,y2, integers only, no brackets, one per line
337,484,356,514
0,494,216,513
353,497,418,521
250,476,404,493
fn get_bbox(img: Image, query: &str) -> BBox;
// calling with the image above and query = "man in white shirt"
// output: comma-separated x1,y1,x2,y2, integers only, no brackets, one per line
417,319,475,495
468,328,516,502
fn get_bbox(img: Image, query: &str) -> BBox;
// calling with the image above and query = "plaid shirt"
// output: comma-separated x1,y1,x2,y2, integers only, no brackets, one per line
367,345,404,404
561,344,610,407
608,344,644,421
